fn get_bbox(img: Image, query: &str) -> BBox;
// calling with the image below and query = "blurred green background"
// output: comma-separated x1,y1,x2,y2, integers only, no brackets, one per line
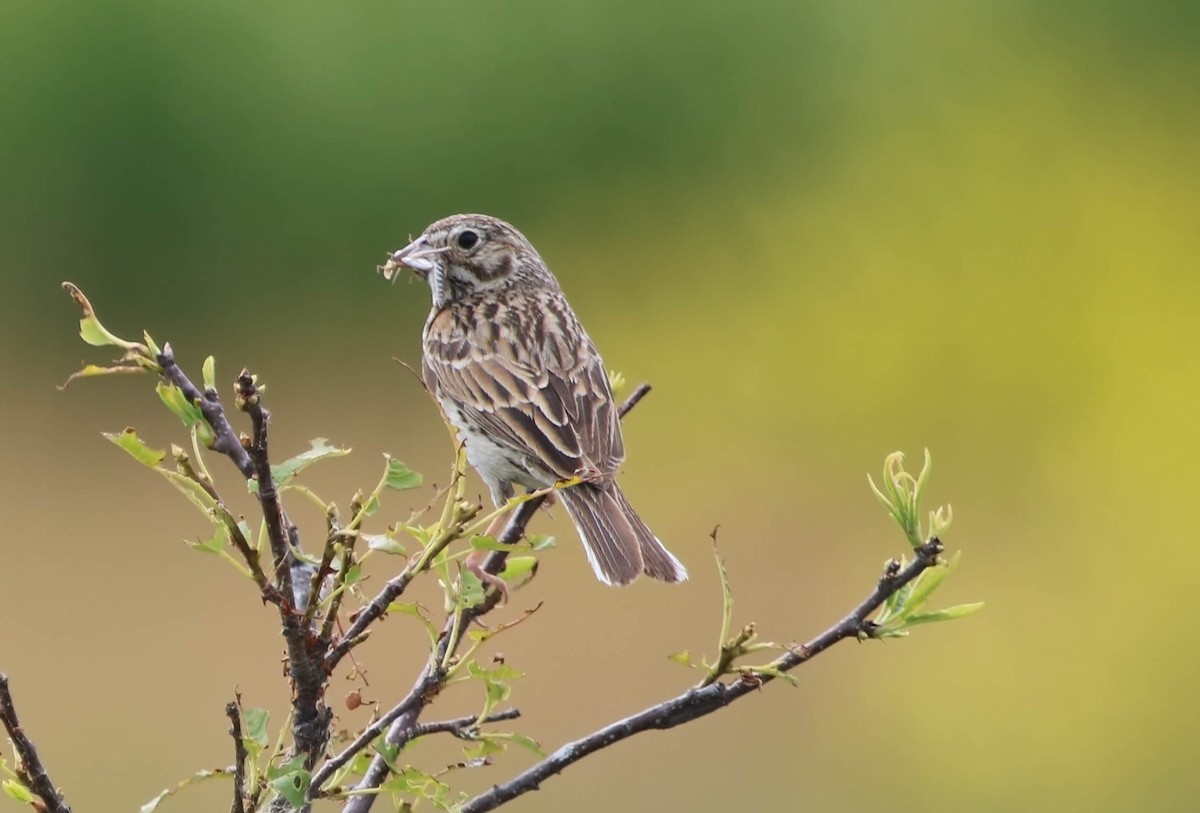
2,0,1198,810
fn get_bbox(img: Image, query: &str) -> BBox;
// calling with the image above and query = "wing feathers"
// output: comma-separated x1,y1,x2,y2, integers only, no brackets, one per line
423,292,622,482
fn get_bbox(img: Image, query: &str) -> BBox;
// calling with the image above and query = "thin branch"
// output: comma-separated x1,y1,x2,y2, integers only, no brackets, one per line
301,505,342,632
324,506,475,673
0,673,72,813
458,538,945,813
225,701,248,813
174,446,279,603
310,651,448,794
237,370,295,597
409,708,521,740
616,381,651,416
330,384,654,812
157,347,284,605
235,370,330,776
158,343,255,479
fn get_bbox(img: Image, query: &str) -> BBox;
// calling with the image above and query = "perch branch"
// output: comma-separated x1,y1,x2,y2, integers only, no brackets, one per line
0,673,72,813
324,384,653,811
458,538,945,813
225,701,248,813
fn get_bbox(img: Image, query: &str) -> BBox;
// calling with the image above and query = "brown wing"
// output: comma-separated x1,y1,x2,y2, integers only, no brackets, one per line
423,290,624,480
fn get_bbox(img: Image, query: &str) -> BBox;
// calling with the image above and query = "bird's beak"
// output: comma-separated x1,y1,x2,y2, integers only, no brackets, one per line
378,236,449,283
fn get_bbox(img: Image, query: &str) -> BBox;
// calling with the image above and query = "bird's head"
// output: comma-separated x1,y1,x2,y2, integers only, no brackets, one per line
380,214,547,308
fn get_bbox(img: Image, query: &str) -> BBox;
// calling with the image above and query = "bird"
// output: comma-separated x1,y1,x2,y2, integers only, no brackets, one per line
379,213,687,586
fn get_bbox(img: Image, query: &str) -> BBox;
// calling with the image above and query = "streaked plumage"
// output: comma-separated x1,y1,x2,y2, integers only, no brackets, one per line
381,214,686,586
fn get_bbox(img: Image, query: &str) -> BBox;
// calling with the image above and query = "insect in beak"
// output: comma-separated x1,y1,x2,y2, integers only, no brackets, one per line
379,236,451,283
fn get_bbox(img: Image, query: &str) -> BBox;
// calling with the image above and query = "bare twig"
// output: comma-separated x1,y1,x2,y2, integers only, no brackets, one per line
409,708,522,740
0,673,72,813
458,538,945,813
330,384,654,812
225,701,248,813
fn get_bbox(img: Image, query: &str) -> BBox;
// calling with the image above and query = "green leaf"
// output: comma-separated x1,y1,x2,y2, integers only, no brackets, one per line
388,600,439,644
467,662,524,683
243,708,270,748
498,556,538,584
667,650,695,668
267,756,310,808
138,767,231,813
2,780,34,803
485,677,511,705
384,456,423,490
59,362,150,389
897,550,961,617
468,535,508,552
528,534,556,551
389,600,428,618
272,438,351,488
73,303,138,350
378,737,401,764
607,369,627,394
336,564,363,588
902,602,985,627
467,660,518,710
460,568,486,608
104,428,166,467
495,732,544,756
364,534,406,555
187,525,229,555
63,282,153,357
142,330,162,356
160,469,220,517
79,315,116,347
348,750,375,775
404,525,432,546
156,382,205,428
201,355,216,391
868,450,928,548
714,539,735,653
464,738,505,760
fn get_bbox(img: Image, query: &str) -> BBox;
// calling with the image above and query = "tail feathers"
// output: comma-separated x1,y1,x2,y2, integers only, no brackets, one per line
613,486,688,583
559,483,688,586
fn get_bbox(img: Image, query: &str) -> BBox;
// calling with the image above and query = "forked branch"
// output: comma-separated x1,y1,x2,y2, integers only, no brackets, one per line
459,539,944,812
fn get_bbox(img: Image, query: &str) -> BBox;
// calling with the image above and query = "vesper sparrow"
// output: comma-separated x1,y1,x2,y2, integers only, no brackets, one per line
380,214,687,586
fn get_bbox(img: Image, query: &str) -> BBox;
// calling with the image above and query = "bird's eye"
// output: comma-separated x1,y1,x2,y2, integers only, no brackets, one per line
456,230,479,250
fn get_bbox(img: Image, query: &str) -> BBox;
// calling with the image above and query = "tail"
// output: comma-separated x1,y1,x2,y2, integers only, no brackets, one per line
558,482,688,586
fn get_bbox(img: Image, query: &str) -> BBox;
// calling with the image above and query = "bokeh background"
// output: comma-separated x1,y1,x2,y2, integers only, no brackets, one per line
2,1,1198,810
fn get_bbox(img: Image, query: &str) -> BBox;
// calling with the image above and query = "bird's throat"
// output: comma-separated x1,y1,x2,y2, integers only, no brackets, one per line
429,267,450,309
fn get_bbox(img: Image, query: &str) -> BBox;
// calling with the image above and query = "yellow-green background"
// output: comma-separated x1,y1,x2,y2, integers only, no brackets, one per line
2,1,1197,810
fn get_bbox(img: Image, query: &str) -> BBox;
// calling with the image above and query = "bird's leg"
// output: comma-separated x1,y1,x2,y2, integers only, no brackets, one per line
465,513,511,605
